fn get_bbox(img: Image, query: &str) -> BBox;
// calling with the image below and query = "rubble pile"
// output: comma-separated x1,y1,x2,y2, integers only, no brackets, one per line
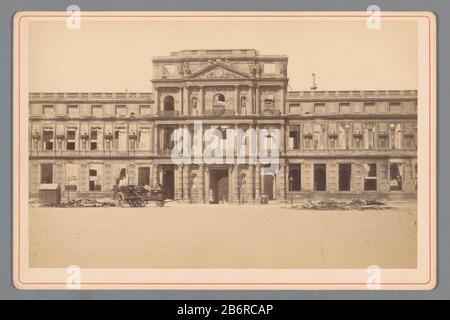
30,197,116,208
295,198,390,211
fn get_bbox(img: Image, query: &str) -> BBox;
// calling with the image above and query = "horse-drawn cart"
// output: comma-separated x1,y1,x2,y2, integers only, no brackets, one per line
113,185,166,207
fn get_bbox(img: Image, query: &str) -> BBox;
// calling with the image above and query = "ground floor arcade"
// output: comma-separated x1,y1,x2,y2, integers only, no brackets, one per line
29,157,417,203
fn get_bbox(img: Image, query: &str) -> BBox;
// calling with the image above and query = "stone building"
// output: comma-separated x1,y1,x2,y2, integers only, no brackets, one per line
28,49,418,203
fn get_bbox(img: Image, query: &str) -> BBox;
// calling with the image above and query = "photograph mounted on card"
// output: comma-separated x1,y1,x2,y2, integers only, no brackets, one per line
13,11,436,290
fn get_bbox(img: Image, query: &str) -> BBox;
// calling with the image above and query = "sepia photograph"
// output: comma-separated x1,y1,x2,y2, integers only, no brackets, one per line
13,11,436,290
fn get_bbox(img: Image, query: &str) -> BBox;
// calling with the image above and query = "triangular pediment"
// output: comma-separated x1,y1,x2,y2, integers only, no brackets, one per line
187,63,251,80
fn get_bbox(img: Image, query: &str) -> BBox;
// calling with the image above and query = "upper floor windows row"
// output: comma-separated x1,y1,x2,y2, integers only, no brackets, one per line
31,104,152,117
288,101,417,115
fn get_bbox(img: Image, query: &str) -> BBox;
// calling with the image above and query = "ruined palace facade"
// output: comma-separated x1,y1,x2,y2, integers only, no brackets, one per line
28,49,418,203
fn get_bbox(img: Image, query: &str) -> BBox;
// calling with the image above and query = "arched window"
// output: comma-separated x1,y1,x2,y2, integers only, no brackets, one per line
163,95,175,111
213,93,226,107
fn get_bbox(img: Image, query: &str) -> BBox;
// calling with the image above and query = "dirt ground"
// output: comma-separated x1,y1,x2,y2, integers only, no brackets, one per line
29,201,417,269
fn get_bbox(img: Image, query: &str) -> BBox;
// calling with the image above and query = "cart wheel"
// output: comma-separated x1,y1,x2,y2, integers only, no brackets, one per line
156,200,165,207
135,198,146,207
114,192,125,207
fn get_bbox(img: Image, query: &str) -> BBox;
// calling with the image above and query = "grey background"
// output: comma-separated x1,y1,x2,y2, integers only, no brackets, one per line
0,0,447,300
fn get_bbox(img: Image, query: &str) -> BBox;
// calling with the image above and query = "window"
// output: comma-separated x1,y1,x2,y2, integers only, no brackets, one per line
313,124,325,150
89,164,103,191
40,164,53,183
314,164,326,191
339,164,351,191
139,105,151,115
43,128,54,150
213,94,226,108
288,165,301,191
364,124,375,149
137,127,151,150
115,105,127,116
91,105,103,116
90,128,98,150
364,163,377,191
390,123,402,149
364,102,376,113
389,102,402,113
67,105,78,116
65,163,79,191
43,105,54,116
66,127,77,150
314,103,326,114
389,163,404,191
163,96,175,111
339,102,351,113
289,128,300,150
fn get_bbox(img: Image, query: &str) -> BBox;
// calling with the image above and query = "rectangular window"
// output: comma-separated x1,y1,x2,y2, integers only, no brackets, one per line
314,103,326,114
314,164,326,191
91,105,103,116
364,163,377,191
67,105,79,116
43,129,54,150
313,124,325,150
364,102,376,113
339,102,351,113
288,165,301,191
115,105,127,116
338,164,351,191
389,102,402,113
139,105,151,115
90,129,98,150
289,129,300,150
66,128,77,150
389,163,404,191
43,105,54,116
40,163,53,183
65,163,79,191
89,164,103,191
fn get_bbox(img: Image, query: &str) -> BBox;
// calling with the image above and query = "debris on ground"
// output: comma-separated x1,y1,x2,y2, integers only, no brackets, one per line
292,198,390,211
38,197,117,208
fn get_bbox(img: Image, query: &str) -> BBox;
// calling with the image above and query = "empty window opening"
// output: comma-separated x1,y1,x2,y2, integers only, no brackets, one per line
89,164,102,191
288,165,301,191
40,164,53,183
364,163,377,191
389,163,404,191
289,129,300,150
314,164,327,191
338,164,351,191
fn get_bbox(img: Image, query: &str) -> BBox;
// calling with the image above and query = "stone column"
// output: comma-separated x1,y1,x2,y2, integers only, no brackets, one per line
149,123,154,153
233,164,240,203
199,86,204,116
152,163,159,185
175,164,183,200
183,87,189,116
153,124,159,154
279,124,285,156
249,85,254,115
255,85,260,115
228,165,233,203
234,85,239,115
281,85,286,115
249,164,255,202
279,163,286,201
255,164,261,202
204,166,210,203
199,164,205,203
183,165,190,201
155,88,160,115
